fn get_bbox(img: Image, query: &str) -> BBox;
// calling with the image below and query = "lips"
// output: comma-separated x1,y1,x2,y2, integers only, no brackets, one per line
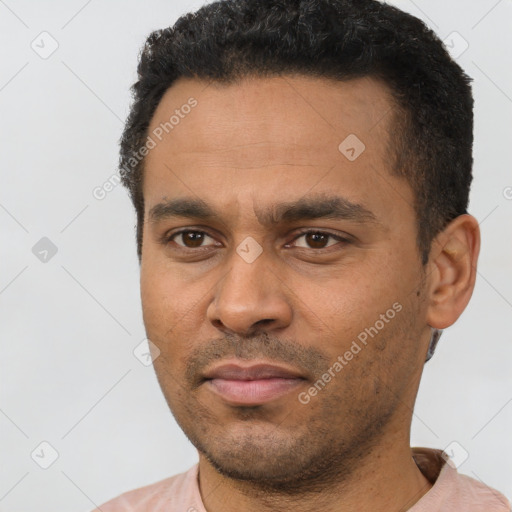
203,362,305,381
202,361,307,406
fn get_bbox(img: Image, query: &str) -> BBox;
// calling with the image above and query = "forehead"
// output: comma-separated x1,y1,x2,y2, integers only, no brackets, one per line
142,74,411,226
146,74,394,164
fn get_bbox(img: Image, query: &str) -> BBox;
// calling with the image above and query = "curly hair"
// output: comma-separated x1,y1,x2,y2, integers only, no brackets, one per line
119,0,473,263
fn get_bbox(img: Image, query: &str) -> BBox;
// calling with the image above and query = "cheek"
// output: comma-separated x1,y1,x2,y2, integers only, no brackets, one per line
140,264,185,339
299,266,399,342
140,263,211,372
140,274,189,394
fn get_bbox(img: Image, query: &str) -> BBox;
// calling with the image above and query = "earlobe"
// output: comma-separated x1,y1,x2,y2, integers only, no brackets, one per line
426,214,480,329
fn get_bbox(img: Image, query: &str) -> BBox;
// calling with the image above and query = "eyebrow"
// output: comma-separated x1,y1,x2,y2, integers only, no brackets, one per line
148,194,379,227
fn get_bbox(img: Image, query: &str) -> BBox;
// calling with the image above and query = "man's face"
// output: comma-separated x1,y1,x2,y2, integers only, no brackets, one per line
140,75,431,486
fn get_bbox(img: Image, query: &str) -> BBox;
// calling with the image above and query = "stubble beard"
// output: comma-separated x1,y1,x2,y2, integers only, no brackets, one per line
173,373,401,496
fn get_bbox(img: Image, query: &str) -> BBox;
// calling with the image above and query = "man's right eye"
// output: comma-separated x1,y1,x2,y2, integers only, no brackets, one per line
166,229,219,249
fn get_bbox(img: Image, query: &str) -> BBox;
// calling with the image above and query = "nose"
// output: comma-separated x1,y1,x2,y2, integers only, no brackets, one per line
206,251,293,336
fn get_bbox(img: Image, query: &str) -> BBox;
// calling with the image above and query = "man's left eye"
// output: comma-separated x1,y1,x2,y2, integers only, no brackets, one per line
288,231,349,250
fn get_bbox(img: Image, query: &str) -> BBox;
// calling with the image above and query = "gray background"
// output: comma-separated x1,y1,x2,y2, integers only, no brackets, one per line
1,0,511,510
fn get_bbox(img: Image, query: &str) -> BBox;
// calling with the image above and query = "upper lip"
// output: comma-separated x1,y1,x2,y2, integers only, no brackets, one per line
202,361,306,381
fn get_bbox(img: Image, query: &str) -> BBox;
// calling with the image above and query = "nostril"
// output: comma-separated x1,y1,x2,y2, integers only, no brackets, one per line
257,319,273,324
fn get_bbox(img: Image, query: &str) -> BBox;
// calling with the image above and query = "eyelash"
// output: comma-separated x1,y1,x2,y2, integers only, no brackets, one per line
162,228,351,251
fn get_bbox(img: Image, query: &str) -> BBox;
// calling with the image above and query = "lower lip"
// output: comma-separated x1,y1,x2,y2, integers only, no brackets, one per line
206,377,304,405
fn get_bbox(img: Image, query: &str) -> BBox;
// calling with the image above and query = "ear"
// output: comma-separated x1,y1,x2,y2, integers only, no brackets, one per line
425,214,480,329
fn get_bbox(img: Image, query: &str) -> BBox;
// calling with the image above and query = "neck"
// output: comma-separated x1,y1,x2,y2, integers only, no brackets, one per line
198,436,433,512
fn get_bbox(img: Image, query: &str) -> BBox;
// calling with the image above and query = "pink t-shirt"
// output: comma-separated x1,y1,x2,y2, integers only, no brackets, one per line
93,447,510,511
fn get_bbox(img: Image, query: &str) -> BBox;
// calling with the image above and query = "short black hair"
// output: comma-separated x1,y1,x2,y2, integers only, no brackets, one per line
120,0,473,263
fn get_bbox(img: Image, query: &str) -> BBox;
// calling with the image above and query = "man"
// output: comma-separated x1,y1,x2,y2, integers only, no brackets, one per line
94,0,510,510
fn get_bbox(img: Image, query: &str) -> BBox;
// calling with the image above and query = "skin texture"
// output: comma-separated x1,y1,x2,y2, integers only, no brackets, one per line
139,75,480,512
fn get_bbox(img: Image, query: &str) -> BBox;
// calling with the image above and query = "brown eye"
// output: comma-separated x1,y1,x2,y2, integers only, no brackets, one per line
291,231,348,249
171,230,216,248
305,232,329,249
